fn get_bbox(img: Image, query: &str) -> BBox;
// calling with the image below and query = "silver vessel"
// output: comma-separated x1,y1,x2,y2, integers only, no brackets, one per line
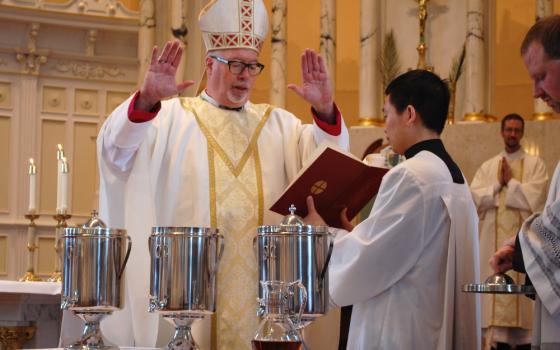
149,226,224,349
256,205,333,327
61,211,131,350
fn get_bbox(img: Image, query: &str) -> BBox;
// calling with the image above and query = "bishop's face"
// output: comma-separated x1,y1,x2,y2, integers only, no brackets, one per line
206,48,260,108
523,41,560,112
383,95,409,155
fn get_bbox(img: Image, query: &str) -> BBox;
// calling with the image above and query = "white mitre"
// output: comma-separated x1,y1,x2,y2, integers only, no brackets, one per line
199,0,269,53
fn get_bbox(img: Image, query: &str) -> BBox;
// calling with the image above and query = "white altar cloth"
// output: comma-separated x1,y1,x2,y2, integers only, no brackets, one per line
0,280,62,348
0,280,61,295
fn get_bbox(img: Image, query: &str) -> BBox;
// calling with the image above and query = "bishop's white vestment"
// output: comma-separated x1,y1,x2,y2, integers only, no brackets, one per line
61,92,348,349
471,150,548,348
328,140,481,350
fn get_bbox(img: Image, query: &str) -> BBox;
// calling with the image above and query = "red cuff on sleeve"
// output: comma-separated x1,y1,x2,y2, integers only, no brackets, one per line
128,91,161,123
311,103,342,136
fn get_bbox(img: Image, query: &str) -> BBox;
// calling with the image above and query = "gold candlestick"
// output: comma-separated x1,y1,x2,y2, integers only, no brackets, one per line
416,0,433,71
19,214,42,282
47,211,71,282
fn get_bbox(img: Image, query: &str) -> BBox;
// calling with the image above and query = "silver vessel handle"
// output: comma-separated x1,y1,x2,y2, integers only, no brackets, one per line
292,280,308,330
208,234,225,280
319,235,334,287
117,236,132,280
252,236,257,257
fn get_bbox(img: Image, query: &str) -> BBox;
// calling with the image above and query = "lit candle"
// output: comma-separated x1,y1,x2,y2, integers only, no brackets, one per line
28,158,37,213
60,157,69,213
56,144,64,212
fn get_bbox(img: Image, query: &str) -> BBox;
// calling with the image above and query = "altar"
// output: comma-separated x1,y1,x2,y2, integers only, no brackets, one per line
0,280,62,349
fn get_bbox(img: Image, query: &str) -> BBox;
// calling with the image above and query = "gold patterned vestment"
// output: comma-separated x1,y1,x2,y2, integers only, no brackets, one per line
471,150,548,348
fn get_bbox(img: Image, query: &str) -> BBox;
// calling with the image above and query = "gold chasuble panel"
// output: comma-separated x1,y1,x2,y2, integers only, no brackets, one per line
184,98,272,350
492,158,533,328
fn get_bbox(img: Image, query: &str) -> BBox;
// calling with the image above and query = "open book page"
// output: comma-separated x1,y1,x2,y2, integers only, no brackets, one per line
270,144,389,228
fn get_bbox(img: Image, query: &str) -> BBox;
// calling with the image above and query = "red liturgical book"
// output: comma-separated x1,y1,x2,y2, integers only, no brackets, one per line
270,145,389,228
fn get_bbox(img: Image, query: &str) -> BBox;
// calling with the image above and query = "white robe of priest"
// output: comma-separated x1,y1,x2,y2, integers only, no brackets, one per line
471,150,548,347
520,161,560,349
546,162,560,207
61,93,348,349
328,149,481,350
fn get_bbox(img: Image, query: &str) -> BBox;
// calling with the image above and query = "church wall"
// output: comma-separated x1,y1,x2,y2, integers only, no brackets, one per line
349,120,560,186
0,1,138,280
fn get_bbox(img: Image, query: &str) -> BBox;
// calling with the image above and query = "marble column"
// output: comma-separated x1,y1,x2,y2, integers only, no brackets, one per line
320,0,336,87
536,0,553,21
138,0,156,87
184,0,206,97
534,0,554,120
171,0,188,45
171,0,188,86
270,0,287,107
359,0,381,124
463,0,486,121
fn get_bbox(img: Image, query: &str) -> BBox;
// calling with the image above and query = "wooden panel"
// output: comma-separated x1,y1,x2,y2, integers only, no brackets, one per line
36,236,55,275
106,91,130,115
40,120,65,213
0,82,11,109
118,0,139,11
75,89,98,115
73,122,98,215
42,86,67,114
0,236,6,275
0,116,10,212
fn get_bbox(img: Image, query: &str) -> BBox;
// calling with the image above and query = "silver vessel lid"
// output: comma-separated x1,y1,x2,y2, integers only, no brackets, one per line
463,273,536,295
258,204,329,235
64,210,126,237
82,210,106,228
151,226,220,236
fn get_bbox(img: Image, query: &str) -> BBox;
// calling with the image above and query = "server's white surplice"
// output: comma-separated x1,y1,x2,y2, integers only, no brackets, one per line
329,150,481,350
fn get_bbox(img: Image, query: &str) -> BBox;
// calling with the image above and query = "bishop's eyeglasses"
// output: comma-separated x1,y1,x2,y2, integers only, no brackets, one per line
210,55,265,76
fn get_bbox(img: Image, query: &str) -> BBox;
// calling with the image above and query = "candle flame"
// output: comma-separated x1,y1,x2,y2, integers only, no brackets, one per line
57,144,64,160
29,158,37,174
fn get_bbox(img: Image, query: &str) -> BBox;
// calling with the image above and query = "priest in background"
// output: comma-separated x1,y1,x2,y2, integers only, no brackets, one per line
62,0,350,348
471,113,548,350
490,14,560,350
305,69,481,349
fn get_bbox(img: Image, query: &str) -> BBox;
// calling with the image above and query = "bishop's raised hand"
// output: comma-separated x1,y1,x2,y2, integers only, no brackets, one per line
136,40,194,112
288,49,334,122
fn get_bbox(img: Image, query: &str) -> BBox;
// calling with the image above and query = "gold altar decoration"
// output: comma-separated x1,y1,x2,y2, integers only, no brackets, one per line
19,214,42,282
380,30,401,93
416,0,433,71
367,29,401,126
463,113,497,122
0,325,36,350
447,44,466,125
530,112,560,121
358,118,385,127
